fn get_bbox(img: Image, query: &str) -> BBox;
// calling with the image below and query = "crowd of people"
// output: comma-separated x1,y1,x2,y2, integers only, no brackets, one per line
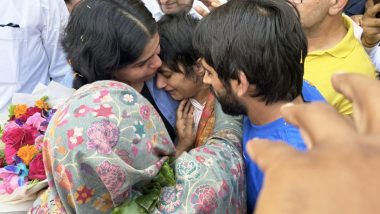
1,0,380,213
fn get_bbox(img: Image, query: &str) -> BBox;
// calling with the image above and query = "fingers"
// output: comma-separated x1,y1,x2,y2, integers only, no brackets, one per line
200,0,220,7
195,5,210,17
332,73,380,134
350,15,363,26
183,99,193,116
246,138,301,172
185,106,194,129
362,17,380,28
176,99,194,132
364,3,380,18
362,27,380,37
281,102,355,146
176,99,188,119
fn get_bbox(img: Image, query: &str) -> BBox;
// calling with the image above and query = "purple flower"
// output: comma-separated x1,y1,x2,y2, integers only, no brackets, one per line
87,120,119,154
96,161,126,202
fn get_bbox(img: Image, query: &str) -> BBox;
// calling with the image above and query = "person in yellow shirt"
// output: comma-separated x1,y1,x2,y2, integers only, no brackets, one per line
291,0,377,115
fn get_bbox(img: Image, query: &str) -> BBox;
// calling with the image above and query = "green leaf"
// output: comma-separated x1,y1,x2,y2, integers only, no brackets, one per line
0,147,4,159
111,159,176,213
0,125,3,140
40,96,49,102
111,197,147,214
8,105,15,118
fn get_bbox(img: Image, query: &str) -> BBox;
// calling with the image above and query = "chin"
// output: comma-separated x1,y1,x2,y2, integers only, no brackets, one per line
171,95,183,101
162,8,179,15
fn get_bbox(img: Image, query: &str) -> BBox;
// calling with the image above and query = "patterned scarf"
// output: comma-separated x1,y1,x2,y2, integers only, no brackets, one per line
30,81,176,214
194,92,216,147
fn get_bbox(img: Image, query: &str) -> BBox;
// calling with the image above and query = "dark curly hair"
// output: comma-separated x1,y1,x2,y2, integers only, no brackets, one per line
63,0,157,89
158,13,200,78
194,0,307,104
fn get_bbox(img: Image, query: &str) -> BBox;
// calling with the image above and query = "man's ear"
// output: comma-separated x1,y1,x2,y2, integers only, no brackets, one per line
231,71,250,97
329,0,347,16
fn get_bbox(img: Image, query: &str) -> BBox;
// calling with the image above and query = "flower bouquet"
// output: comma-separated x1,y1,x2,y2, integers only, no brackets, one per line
0,96,54,203
0,81,75,204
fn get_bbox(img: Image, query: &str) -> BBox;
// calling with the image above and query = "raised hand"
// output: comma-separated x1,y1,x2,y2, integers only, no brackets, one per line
247,73,380,214
175,99,196,158
195,0,223,17
361,0,380,47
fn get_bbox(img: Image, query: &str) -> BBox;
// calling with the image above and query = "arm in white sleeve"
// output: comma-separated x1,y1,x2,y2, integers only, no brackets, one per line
364,44,380,72
41,0,72,82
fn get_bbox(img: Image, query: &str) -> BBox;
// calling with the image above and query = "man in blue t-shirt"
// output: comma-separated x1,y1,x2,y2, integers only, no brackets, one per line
193,0,325,213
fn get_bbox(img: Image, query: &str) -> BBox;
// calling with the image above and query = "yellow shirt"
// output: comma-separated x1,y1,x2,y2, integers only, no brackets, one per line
304,15,376,115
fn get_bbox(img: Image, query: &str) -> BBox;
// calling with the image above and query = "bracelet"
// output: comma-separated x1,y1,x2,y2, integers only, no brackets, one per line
362,36,380,48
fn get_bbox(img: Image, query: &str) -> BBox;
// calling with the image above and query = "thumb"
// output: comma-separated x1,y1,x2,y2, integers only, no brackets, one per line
246,138,301,172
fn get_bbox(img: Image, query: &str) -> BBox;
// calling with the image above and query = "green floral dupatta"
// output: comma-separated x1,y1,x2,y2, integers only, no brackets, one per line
30,81,176,213
30,80,246,213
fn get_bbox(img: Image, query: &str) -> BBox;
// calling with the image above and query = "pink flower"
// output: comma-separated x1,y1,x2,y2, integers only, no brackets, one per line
34,135,44,150
26,112,46,131
18,107,41,122
115,150,133,165
159,185,184,213
29,153,46,180
74,105,93,118
140,105,151,120
132,145,138,157
196,156,205,163
67,128,84,150
93,89,110,103
202,148,216,155
3,121,20,131
0,171,20,194
108,82,126,88
87,120,119,154
93,105,113,118
190,185,218,214
96,161,126,200
2,126,36,164
218,180,230,199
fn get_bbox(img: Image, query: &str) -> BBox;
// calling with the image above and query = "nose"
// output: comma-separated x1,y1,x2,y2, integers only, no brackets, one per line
156,73,167,89
203,72,211,85
159,0,168,4
149,55,162,70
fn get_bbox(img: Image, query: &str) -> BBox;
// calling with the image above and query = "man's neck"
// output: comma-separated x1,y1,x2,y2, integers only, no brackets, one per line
246,96,304,126
305,16,347,52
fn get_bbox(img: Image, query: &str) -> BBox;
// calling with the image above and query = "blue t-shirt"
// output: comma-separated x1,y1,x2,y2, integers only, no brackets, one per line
244,80,325,213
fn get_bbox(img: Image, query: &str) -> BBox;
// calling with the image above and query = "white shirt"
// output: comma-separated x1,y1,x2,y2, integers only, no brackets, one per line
142,0,227,21
0,0,71,113
351,17,380,72
189,98,205,130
